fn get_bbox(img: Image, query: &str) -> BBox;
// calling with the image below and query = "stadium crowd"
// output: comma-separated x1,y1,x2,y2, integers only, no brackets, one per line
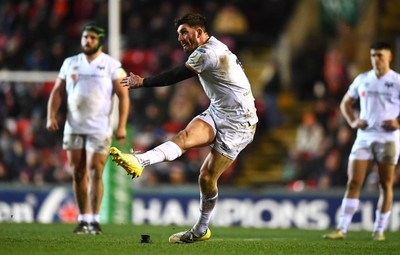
0,0,398,190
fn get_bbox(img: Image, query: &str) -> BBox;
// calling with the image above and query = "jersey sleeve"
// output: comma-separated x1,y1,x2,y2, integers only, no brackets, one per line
347,74,361,99
58,58,69,80
112,67,127,80
186,47,216,74
110,58,127,80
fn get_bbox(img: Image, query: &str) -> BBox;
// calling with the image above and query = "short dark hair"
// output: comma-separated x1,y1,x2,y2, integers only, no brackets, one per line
370,41,391,51
174,13,208,33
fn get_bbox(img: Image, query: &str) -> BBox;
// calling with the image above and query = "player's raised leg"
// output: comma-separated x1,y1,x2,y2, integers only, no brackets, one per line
109,147,144,178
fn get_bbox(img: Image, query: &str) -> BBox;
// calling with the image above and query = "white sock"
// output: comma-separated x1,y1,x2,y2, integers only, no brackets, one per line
192,193,218,236
136,141,182,167
373,210,391,233
337,198,359,233
78,214,92,223
92,214,100,223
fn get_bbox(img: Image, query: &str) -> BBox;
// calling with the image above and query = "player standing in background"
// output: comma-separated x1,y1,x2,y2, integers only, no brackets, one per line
324,41,400,241
109,13,258,243
46,23,129,234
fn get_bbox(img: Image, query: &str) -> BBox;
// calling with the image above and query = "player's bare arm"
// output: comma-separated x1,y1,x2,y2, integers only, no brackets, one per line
381,119,400,131
121,64,196,90
46,78,66,132
113,77,129,140
340,93,368,129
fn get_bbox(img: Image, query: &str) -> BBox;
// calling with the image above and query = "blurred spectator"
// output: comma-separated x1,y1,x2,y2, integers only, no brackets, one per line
262,59,283,131
125,15,148,49
318,148,344,188
292,111,324,181
0,160,10,181
324,47,350,101
291,35,325,101
213,4,248,35
317,143,349,189
48,39,67,70
25,42,49,70
212,3,249,50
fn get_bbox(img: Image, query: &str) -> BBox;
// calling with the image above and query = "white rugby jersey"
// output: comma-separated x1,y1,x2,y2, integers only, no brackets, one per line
347,69,400,140
59,52,126,136
186,36,258,125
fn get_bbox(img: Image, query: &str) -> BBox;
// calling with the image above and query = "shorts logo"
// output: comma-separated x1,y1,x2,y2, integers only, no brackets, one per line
220,142,230,152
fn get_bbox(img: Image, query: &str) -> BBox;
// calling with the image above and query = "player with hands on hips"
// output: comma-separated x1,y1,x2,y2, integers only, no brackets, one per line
324,41,400,241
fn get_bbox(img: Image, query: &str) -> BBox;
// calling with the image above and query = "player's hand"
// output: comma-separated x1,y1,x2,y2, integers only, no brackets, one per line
46,117,59,132
382,119,399,131
120,72,144,89
114,127,126,141
350,119,368,130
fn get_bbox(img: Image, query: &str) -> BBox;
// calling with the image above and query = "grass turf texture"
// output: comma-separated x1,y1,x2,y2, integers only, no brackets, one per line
1,223,400,255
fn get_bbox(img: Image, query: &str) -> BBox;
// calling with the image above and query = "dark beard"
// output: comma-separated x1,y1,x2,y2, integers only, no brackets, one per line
83,47,100,56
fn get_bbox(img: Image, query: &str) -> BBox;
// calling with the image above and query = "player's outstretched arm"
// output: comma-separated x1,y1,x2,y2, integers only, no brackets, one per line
120,72,144,89
121,64,196,90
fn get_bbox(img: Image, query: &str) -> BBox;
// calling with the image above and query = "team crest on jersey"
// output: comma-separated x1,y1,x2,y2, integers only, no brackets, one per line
71,74,77,81
384,82,394,88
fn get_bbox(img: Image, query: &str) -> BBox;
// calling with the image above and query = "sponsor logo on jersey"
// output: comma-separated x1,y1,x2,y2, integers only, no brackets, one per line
189,52,201,63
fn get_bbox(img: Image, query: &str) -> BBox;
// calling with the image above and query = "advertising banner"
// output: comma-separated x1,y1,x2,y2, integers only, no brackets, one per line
1,186,400,231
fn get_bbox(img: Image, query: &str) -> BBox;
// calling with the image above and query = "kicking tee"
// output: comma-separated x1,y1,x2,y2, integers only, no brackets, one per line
59,52,126,136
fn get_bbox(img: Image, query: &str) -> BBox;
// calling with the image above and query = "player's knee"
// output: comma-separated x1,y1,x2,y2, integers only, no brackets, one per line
379,180,393,192
347,179,362,191
89,168,103,182
73,170,87,182
198,171,212,186
174,130,189,148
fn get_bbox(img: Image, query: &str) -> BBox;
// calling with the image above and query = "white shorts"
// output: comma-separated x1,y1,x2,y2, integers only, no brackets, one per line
62,134,112,154
195,109,256,160
349,137,399,164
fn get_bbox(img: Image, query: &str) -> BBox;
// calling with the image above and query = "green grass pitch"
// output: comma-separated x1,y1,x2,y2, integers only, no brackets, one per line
1,223,400,255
